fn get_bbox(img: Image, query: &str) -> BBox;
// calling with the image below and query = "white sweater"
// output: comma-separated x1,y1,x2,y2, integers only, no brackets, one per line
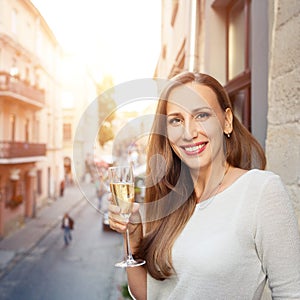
147,170,300,299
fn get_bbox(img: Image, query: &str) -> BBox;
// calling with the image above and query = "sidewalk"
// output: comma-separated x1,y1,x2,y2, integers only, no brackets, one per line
0,182,94,278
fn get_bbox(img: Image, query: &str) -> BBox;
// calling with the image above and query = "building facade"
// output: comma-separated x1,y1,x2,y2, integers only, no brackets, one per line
155,0,300,223
61,53,98,185
0,0,63,236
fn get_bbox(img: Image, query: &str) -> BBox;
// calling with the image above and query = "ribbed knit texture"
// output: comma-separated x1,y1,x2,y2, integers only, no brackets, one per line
147,170,300,299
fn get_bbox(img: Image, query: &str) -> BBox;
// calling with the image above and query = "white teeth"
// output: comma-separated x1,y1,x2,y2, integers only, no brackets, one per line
184,144,205,152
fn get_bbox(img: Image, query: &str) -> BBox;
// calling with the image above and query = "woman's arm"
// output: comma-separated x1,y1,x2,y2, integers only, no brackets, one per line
127,265,147,300
255,174,300,298
109,203,147,299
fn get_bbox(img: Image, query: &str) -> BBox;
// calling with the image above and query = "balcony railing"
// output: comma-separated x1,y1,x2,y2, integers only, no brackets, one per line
0,71,45,107
0,141,46,159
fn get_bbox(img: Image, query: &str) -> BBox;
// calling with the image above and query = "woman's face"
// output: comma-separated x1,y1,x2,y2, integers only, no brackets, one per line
166,82,232,173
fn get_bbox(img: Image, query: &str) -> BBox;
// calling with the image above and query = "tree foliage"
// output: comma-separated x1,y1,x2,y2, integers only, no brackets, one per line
95,76,116,147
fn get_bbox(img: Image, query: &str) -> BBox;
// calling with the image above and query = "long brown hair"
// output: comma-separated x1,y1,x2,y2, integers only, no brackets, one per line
137,72,266,280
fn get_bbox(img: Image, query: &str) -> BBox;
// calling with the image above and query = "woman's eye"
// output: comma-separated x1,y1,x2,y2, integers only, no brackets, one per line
195,112,210,121
168,117,182,126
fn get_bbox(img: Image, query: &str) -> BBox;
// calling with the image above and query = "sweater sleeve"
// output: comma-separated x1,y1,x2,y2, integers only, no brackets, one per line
254,173,300,299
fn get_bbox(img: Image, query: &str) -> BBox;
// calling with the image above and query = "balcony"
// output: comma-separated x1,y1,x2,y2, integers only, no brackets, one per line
0,71,45,108
0,141,46,163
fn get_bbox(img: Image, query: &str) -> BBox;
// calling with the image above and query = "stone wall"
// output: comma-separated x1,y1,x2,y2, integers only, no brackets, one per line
266,0,300,221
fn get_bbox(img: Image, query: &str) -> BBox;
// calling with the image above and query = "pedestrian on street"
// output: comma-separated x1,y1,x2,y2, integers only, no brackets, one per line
95,173,108,210
108,72,300,299
60,180,65,197
61,213,74,246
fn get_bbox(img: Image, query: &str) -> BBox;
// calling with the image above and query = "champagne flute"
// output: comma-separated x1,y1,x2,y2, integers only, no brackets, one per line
108,166,146,268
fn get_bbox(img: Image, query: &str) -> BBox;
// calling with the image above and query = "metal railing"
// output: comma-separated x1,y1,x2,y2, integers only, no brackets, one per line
0,71,45,106
0,141,46,158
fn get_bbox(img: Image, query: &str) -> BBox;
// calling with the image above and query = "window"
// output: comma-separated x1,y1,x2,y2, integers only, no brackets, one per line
169,40,186,78
6,179,24,208
228,0,246,80
35,73,40,88
36,27,42,56
25,67,30,83
226,0,251,130
213,0,251,130
37,170,42,195
171,0,179,26
10,58,18,77
162,44,167,59
11,8,17,34
33,119,40,142
63,123,72,141
10,114,16,141
25,119,29,142
0,0,3,24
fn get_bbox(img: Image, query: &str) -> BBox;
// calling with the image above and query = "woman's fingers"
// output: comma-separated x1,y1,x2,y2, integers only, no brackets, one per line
109,203,121,214
131,202,141,214
108,216,128,233
108,203,143,252
108,203,142,234
108,204,128,233
129,203,142,224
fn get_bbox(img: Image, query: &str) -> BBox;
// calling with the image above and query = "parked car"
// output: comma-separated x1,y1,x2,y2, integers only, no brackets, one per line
102,210,111,231
101,192,112,231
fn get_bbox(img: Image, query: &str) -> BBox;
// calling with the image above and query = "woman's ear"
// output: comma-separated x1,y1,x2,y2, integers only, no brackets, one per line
224,108,233,135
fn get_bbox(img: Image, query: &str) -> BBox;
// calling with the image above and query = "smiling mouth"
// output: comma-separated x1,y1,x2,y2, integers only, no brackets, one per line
180,142,208,155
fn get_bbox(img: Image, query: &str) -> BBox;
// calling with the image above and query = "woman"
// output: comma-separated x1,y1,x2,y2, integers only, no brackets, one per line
61,213,74,246
109,72,300,299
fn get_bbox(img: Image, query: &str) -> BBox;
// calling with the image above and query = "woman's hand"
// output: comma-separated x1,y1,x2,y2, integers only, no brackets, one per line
108,202,143,255
109,201,147,300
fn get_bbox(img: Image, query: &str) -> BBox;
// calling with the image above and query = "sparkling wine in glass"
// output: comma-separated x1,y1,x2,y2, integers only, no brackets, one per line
109,166,146,268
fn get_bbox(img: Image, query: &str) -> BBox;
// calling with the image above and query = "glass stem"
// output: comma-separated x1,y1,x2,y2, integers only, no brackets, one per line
125,228,134,261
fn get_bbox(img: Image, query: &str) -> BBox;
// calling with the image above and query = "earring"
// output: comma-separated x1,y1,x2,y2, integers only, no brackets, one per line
227,133,231,138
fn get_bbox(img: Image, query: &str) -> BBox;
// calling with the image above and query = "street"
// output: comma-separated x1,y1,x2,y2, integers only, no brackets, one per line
0,196,127,300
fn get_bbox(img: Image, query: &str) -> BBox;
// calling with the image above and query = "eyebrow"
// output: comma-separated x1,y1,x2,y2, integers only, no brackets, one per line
167,112,181,117
191,107,213,113
167,106,213,117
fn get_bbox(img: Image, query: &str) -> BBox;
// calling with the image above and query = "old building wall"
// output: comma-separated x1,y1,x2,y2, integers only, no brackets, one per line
0,0,64,236
266,0,300,221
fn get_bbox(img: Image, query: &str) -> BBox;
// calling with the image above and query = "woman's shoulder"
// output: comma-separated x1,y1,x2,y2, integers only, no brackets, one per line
226,168,282,191
233,168,280,180
246,168,281,181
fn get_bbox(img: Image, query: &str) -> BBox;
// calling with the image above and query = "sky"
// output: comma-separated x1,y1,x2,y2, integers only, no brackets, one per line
31,0,162,84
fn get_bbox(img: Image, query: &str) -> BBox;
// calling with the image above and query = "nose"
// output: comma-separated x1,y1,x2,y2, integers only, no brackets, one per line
183,118,198,141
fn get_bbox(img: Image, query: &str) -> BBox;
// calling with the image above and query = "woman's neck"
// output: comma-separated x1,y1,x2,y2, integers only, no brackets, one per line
192,161,229,202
